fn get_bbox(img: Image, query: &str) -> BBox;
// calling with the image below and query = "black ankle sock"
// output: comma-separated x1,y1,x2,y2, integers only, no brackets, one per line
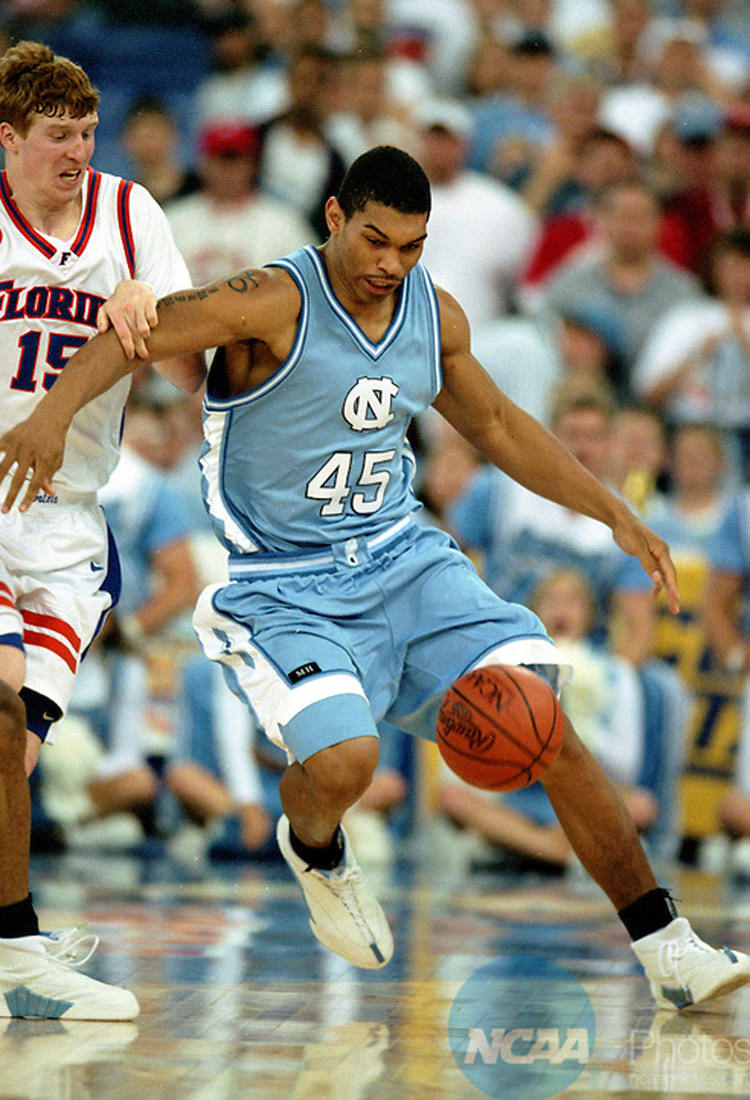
618,887,678,941
289,824,344,870
0,893,40,939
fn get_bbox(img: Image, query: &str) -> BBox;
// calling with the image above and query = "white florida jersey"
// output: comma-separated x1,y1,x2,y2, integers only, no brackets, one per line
0,167,192,492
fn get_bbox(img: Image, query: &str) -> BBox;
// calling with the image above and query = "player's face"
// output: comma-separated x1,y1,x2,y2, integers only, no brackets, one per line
329,200,428,305
7,110,98,206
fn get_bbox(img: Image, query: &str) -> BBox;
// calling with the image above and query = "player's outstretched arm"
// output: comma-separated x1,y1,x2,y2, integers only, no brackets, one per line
0,267,299,512
432,288,680,614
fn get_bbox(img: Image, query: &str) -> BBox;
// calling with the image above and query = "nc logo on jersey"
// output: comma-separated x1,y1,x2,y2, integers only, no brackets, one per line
342,376,399,431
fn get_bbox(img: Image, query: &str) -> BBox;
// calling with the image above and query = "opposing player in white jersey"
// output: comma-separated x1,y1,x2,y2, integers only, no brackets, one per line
3,145,750,1012
0,42,204,1020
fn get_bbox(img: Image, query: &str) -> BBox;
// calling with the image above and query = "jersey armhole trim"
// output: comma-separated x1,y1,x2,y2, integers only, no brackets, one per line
419,264,443,397
203,258,309,411
115,179,136,277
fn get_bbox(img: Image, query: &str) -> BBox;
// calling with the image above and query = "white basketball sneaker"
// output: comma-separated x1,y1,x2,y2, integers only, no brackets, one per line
277,815,393,969
632,917,750,1010
0,928,139,1020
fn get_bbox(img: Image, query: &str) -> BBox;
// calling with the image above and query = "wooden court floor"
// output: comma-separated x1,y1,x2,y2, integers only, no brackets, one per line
2,841,750,1100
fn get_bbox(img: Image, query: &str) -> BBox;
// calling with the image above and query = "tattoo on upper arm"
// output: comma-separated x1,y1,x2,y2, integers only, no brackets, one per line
159,286,220,308
227,271,262,293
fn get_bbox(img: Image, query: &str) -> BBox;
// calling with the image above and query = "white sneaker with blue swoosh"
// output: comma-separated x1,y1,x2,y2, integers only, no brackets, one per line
632,917,750,1010
0,928,139,1020
277,814,393,969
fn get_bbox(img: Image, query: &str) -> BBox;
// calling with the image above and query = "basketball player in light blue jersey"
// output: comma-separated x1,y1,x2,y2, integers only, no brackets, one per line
3,146,750,1011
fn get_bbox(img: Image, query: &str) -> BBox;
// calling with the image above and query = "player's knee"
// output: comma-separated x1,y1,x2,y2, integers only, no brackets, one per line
306,736,380,806
0,680,27,758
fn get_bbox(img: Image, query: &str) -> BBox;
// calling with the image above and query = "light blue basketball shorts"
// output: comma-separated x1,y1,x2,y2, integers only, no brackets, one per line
193,520,573,764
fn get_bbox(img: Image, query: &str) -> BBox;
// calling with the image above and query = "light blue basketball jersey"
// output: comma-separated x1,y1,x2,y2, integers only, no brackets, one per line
199,244,442,554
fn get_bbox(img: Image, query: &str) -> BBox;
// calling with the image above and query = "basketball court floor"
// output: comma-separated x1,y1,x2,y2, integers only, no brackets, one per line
3,839,749,1100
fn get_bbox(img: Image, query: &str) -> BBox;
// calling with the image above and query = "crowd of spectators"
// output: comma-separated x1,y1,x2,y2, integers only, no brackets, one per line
6,0,750,874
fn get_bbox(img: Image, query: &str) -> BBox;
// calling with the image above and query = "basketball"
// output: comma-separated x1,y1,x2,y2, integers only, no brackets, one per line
436,664,564,791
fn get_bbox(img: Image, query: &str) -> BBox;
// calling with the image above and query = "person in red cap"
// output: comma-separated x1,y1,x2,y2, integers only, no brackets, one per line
165,119,312,286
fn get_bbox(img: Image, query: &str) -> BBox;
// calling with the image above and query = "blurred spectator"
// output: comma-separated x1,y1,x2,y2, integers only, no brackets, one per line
634,227,750,481
244,0,296,62
257,46,347,240
468,27,557,182
195,7,289,129
324,50,417,165
608,404,668,514
703,482,750,677
718,712,750,864
600,16,740,158
555,304,627,403
437,567,655,873
332,0,387,54
649,94,725,273
63,392,201,848
521,127,695,311
166,120,312,286
615,422,738,860
665,104,750,279
570,0,652,86
615,420,728,665
288,0,331,52
471,279,635,423
642,11,749,98
166,655,281,862
447,387,648,653
489,0,611,59
418,419,483,529
416,98,538,327
385,0,480,97
120,95,201,206
519,73,603,215
661,446,750,862
469,313,561,426
541,178,701,370
464,33,509,103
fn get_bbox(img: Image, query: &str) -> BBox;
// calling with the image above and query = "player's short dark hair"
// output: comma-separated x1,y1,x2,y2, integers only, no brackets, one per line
337,146,431,219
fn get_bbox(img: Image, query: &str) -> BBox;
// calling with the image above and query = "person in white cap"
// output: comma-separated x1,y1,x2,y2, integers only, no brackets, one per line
416,98,538,328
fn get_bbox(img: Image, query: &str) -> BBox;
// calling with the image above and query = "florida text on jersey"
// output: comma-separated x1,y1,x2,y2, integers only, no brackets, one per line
0,166,191,494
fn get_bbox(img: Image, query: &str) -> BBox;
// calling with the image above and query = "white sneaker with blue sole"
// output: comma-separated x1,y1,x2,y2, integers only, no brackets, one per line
277,814,393,969
632,917,750,1010
0,928,139,1020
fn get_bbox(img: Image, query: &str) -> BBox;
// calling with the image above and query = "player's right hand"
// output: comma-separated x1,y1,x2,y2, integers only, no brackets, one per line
0,414,62,513
97,280,158,360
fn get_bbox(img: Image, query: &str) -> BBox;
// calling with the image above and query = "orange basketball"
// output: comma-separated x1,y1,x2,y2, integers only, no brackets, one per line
436,664,564,791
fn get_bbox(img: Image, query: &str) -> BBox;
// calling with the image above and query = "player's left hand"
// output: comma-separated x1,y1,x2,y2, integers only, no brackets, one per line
96,280,158,360
612,511,680,615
